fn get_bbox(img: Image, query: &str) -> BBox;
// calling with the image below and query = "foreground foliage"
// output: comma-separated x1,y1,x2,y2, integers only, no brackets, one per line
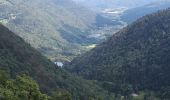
0,70,72,100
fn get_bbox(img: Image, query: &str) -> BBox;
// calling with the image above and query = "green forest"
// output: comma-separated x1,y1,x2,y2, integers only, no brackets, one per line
0,0,170,100
66,8,170,100
0,24,115,100
0,70,72,100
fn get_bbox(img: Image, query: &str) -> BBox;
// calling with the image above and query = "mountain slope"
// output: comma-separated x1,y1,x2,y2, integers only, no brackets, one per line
0,0,94,61
67,8,170,97
0,0,116,61
0,24,115,100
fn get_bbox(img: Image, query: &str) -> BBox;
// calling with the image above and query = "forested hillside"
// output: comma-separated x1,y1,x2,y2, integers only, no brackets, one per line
0,0,116,61
67,8,170,99
1,0,170,99
0,24,115,100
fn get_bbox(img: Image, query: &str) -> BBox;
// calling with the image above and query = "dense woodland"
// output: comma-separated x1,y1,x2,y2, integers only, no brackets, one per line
0,70,72,100
66,8,170,99
1,0,170,100
0,15,165,100
0,24,116,100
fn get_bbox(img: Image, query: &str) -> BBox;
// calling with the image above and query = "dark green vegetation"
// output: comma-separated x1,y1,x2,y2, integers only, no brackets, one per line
0,24,116,100
66,8,170,99
0,70,72,100
1,70,161,100
0,0,117,61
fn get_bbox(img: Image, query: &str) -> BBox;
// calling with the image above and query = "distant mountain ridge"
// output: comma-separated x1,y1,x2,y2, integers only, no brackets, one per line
73,0,159,10
121,0,170,23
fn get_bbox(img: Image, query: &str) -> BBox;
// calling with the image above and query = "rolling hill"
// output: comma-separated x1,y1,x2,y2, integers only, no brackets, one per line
66,8,170,99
